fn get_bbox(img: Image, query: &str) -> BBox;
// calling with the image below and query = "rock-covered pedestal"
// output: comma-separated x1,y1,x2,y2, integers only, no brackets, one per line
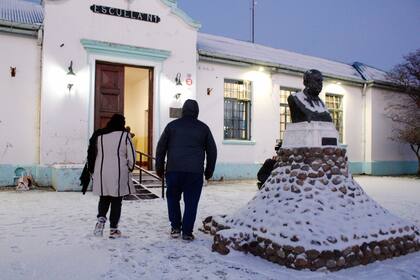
203,145,420,271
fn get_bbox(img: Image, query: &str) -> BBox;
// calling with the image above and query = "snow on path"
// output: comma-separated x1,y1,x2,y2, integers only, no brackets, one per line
0,176,419,280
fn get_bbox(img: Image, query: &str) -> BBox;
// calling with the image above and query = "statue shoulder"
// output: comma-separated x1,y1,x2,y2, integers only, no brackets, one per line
287,91,300,102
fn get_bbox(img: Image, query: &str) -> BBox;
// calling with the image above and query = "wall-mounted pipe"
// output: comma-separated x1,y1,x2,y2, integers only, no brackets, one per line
0,20,41,37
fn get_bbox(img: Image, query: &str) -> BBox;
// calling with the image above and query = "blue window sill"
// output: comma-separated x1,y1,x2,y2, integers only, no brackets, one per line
222,140,256,145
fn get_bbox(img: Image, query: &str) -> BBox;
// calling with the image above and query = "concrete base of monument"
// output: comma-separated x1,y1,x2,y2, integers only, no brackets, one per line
202,146,420,271
282,122,339,148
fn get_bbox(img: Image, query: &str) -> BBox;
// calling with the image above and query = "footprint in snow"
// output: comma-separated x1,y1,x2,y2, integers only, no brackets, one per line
10,245,22,253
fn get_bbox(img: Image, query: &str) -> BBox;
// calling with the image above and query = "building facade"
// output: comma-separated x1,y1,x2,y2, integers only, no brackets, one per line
0,0,417,190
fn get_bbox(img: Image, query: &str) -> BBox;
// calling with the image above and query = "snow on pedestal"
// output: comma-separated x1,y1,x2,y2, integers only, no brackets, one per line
203,122,420,271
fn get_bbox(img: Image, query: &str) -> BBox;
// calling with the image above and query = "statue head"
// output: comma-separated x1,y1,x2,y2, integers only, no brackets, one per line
303,69,323,97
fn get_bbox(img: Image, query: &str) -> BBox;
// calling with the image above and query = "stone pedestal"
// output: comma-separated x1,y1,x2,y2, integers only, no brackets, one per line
282,121,339,148
203,146,420,271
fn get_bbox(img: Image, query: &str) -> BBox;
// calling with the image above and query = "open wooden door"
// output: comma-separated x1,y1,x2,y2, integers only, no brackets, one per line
94,62,124,130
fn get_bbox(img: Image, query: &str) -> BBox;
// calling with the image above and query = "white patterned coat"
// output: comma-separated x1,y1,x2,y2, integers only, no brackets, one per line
92,131,135,197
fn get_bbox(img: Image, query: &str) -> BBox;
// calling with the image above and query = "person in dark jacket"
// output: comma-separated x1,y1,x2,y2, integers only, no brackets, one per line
257,141,281,190
156,99,217,241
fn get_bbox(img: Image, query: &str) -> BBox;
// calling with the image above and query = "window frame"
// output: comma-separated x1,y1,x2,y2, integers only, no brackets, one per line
223,79,252,141
279,87,301,141
325,93,344,143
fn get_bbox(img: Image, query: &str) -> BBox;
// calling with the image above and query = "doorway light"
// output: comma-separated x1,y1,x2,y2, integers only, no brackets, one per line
175,73,182,86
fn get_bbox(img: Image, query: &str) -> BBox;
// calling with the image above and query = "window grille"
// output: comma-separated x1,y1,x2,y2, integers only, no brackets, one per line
279,87,300,141
325,94,344,143
224,79,252,140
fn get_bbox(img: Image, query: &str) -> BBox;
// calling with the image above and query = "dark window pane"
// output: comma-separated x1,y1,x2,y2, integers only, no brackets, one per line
224,79,252,140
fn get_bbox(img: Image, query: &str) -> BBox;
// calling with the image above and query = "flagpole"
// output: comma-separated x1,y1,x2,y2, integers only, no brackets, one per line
251,0,255,43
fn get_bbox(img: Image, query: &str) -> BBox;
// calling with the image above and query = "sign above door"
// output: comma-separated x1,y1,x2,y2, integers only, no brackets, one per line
90,5,161,24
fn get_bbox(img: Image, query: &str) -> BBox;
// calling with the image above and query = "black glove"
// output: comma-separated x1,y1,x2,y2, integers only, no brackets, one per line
205,171,212,181
80,163,90,195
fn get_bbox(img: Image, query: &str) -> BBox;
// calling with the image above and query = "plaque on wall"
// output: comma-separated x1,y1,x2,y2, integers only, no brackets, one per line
169,107,182,118
322,137,337,146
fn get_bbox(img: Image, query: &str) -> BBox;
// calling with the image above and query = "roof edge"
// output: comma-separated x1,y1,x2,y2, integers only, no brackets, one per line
0,19,42,30
198,50,366,85
0,19,41,36
160,0,201,29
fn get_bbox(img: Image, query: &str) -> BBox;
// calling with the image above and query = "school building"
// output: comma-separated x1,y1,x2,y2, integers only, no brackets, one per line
0,0,416,191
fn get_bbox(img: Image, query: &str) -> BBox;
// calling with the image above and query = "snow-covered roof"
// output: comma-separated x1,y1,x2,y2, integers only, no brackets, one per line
0,1,394,87
353,62,389,83
0,0,43,25
198,33,367,83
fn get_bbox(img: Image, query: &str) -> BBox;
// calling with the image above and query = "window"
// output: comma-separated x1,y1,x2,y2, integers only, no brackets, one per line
279,87,300,141
325,94,344,143
224,79,252,140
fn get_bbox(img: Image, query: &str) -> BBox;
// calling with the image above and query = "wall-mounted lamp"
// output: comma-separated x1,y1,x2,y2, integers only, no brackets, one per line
66,61,76,91
174,93,181,100
10,67,16,77
175,72,182,86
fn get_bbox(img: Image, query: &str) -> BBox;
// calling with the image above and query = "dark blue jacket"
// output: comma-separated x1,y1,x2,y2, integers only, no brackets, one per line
155,100,217,179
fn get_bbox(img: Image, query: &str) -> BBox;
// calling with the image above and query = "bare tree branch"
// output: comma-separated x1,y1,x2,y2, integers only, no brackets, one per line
386,49,420,175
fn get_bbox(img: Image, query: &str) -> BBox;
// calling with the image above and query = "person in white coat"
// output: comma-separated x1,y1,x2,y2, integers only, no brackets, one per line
87,114,135,238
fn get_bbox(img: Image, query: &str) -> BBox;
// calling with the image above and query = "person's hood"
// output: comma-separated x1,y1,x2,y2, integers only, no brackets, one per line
182,99,199,118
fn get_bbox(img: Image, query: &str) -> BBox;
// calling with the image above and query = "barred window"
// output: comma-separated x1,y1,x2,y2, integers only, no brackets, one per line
279,87,300,141
224,79,252,140
325,94,344,143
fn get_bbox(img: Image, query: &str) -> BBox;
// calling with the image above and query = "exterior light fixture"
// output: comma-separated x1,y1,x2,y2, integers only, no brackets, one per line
66,61,76,91
175,72,182,86
10,67,16,77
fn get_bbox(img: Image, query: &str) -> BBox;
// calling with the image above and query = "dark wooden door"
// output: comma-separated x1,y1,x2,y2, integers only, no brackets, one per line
95,62,124,130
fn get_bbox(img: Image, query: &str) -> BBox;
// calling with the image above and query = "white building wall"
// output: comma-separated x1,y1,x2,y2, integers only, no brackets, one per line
0,32,40,165
40,0,198,165
370,88,416,161
322,82,364,162
197,62,278,168
197,62,368,173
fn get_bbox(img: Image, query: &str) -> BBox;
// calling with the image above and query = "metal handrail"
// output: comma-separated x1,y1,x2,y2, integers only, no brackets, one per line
135,151,165,199
136,151,156,160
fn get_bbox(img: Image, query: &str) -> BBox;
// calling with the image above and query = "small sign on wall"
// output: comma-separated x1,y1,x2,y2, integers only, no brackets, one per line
90,5,161,23
186,73,193,86
169,107,182,118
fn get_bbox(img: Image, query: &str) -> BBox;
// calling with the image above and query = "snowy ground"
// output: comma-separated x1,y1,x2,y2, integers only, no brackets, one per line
0,176,419,280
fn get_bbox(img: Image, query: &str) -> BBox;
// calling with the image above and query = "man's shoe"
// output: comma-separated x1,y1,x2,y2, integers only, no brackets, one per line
182,233,195,241
109,229,122,239
93,217,106,236
170,228,181,238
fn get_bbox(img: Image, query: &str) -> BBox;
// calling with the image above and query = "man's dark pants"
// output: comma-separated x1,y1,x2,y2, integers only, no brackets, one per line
165,171,203,235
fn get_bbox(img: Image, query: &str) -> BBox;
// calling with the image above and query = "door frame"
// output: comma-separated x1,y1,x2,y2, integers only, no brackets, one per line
94,60,154,161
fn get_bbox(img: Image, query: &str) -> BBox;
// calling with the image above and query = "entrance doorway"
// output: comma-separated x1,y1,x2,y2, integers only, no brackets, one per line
94,61,154,168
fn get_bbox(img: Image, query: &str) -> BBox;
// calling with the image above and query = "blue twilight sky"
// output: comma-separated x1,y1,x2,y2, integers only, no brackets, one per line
25,0,420,70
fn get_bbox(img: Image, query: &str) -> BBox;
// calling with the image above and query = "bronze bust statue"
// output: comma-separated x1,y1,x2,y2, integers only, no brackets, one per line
287,69,333,123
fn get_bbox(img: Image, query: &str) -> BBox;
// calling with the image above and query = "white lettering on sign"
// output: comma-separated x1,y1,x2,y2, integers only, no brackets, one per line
90,5,161,24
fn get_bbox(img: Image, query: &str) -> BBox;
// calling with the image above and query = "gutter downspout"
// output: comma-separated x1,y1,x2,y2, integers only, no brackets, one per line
36,27,44,166
361,82,368,174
